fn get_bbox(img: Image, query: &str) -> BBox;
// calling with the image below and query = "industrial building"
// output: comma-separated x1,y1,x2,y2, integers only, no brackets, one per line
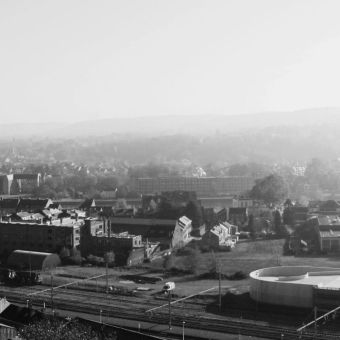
108,216,192,250
250,266,340,309
132,176,255,196
80,219,145,266
0,220,81,256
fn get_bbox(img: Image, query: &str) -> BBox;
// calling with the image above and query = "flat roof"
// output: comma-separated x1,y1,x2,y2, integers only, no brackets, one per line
258,269,340,289
0,221,80,228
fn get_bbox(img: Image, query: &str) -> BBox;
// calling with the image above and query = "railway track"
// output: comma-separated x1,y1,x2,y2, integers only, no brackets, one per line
1,286,339,340
0,284,208,313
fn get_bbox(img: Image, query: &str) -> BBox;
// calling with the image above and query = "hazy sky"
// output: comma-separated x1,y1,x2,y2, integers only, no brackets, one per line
1,0,340,123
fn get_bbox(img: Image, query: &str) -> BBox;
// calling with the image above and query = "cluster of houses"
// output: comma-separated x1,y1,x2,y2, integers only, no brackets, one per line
0,192,242,268
286,200,340,254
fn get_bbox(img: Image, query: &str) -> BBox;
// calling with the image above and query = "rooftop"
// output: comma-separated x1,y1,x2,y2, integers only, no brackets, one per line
109,217,177,226
252,266,340,289
0,220,80,228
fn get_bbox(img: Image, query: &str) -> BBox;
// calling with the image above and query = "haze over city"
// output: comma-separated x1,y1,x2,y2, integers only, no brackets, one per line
2,0,340,124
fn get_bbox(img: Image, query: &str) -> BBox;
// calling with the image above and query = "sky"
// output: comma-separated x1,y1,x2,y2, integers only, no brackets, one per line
1,0,340,123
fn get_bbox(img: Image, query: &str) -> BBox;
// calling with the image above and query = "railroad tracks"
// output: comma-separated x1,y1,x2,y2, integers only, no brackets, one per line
1,287,339,340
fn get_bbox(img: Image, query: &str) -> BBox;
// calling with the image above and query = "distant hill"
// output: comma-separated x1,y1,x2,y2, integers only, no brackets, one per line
1,108,340,164
1,107,340,138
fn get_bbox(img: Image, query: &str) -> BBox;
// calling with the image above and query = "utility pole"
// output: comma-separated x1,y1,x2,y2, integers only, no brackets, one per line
168,291,172,330
106,261,108,295
50,272,54,315
314,306,317,336
218,260,222,312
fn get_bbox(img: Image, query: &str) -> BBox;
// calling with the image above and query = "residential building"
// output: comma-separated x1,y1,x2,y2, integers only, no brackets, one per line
201,222,238,250
315,216,340,252
228,207,248,226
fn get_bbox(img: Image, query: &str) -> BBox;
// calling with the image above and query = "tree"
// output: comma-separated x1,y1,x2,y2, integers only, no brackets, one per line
184,201,204,229
20,318,99,340
59,247,70,260
282,206,294,226
250,174,288,204
104,251,115,266
69,248,82,265
247,214,255,238
273,210,282,234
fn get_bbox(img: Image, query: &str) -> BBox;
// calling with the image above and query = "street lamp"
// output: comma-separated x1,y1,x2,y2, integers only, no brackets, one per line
182,321,185,340
99,309,103,324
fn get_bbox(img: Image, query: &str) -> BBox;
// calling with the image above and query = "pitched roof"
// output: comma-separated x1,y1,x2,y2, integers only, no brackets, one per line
79,198,96,209
16,212,32,219
320,200,340,211
0,304,43,325
210,223,229,236
17,198,52,211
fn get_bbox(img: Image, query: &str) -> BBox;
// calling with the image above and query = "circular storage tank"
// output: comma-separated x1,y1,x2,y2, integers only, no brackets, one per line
250,266,340,308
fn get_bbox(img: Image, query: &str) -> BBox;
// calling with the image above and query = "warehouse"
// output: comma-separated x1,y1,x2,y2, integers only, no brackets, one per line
7,250,61,271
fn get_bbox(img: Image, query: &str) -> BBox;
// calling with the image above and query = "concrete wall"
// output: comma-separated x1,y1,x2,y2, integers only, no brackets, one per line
250,266,340,309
